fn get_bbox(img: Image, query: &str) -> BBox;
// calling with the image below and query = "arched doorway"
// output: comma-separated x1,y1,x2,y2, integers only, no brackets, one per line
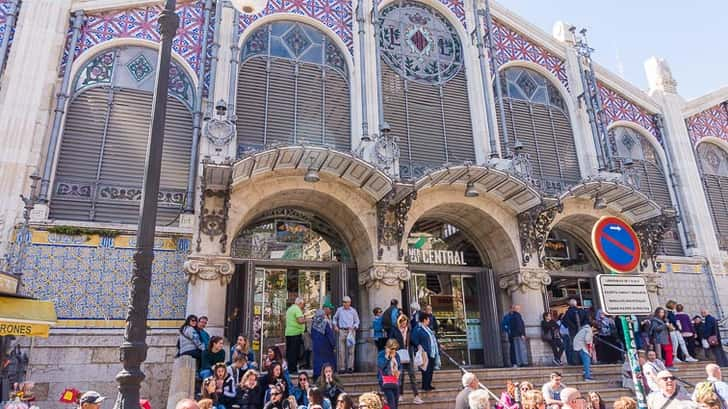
225,207,357,368
404,219,491,367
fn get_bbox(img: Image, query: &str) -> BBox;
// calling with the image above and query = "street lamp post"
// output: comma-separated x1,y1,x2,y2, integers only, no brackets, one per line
113,1,179,408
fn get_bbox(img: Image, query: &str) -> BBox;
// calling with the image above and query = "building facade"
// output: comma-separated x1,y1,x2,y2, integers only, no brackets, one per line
1,0,728,407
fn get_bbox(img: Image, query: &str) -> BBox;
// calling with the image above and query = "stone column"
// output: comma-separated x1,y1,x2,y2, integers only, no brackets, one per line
0,0,72,257
499,267,551,365
642,272,664,313
184,255,235,338
644,57,722,267
358,262,411,371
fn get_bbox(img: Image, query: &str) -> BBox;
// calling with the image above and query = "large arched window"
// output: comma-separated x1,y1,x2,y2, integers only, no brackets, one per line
696,142,728,250
611,126,683,255
236,21,351,157
497,67,580,194
50,46,195,224
379,2,475,180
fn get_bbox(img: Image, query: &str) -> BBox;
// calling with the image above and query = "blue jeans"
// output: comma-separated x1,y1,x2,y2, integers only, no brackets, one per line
511,337,528,366
579,349,592,379
562,334,576,365
382,386,399,409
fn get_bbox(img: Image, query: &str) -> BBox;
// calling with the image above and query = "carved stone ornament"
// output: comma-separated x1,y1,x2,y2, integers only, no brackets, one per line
517,202,563,266
499,268,552,294
196,161,233,253
633,211,677,271
641,273,664,295
358,264,412,289
377,187,417,260
184,256,235,285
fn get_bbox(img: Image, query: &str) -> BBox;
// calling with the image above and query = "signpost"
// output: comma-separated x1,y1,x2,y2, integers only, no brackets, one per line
591,216,648,409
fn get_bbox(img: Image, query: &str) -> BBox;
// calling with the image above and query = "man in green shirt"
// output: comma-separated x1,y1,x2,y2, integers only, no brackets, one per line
285,296,306,373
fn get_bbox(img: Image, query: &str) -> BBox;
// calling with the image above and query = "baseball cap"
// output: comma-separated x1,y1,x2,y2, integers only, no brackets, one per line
79,391,106,405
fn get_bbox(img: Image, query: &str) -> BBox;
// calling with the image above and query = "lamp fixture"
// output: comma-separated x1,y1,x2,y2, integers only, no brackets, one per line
304,167,320,183
465,181,479,198
231,0,267,14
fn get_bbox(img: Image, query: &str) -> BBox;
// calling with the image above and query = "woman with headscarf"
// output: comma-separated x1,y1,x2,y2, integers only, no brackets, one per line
311,308,337,380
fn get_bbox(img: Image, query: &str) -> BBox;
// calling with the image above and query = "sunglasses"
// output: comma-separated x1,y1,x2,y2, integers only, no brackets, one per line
659,376,676,381
299,378,308,382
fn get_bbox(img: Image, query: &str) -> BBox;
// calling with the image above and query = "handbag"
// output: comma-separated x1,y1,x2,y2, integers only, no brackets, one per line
379,369,399,388
702,339,711,349
708,335,720,347
346,330,356,347
397,349,410,364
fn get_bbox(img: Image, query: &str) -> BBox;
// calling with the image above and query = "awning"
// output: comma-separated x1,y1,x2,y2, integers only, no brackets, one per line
0,295,57,337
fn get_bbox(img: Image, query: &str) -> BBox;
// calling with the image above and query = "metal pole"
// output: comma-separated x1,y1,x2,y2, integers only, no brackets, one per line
39,10,85,201
356,2,369,139
572,35,606,171
184,0,214,213
0,0,19,76
227,7,240,117
371,3,385,131
472,5,498,158
482,0,510,158
113,2,179,409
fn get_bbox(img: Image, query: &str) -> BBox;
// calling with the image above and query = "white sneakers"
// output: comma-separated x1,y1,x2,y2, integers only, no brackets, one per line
686,356,699,362
412,396,424,405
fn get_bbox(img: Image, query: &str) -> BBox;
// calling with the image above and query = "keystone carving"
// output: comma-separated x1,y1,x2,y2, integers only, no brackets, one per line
499,268,552,295
376,187,417,260
358,264,411,289
517,202,563,266
184,256,235,285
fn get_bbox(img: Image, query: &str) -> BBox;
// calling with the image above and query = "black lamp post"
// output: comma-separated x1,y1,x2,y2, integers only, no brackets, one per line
113,1,178,408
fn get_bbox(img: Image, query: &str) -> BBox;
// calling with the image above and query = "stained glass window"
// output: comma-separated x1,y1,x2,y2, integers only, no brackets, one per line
501,67,565,111
378,2,463,85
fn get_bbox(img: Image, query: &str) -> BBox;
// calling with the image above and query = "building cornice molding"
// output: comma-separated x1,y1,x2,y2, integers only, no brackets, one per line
498,268,551,295
682,86,728,117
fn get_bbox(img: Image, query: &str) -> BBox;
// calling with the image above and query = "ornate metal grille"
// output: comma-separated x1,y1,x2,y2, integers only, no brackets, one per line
611,126,683,255
49,46,195,224
378,2,475,180
496,67,579,195
236,21,351,158
696,142,728,250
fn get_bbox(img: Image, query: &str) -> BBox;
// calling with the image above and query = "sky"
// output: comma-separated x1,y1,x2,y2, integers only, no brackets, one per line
500,1,727,100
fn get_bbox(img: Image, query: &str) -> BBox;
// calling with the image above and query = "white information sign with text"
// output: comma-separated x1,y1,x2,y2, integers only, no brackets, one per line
596,274,652,316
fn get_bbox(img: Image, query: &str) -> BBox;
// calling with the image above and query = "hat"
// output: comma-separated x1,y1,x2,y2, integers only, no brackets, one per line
323,301,335,310
79,391,106,406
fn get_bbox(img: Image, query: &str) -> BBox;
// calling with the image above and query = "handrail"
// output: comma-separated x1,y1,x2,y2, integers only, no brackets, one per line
437,345,501,401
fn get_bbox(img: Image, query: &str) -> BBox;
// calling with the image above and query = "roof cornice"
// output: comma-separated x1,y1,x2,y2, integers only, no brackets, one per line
682,86,728,117
71,0,162,13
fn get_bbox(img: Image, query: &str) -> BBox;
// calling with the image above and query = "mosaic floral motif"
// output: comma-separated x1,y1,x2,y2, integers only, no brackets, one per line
239,0,353,53
598,82,659,141
168,61,195,109
686,102,728,143
75,51,115,92
379,3,463,85
437,0,465,27
62,1,206,74
283,24,312,56
21,243,189,321
491,19,568,89
126,53,154,82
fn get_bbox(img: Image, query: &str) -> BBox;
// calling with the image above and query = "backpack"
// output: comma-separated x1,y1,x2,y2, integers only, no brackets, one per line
695,381,728,409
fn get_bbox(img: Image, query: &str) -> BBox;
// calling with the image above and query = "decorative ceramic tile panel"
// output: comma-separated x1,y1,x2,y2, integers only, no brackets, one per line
686,102,728,143
491,19,568,90
21,235,190,323
62,1,207,76
0,0,18,63
437,0,465,27
239,0,353,53
598,82,659,141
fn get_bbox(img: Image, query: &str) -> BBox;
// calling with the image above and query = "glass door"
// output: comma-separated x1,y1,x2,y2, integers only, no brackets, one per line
410,273,480,367
252,267,329,367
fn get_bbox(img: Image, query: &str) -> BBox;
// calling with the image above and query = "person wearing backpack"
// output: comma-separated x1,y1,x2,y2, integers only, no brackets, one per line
693,364,728,409
382,299,400,338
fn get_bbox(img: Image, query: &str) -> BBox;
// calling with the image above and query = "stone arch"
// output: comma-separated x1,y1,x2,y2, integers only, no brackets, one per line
227,174,379,270
403,185,520,274
696,136,728,159
607,120,669,174
378,0,468,44
70,38,199,89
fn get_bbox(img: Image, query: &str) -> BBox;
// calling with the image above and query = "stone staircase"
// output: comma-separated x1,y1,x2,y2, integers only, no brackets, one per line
336,361,711,409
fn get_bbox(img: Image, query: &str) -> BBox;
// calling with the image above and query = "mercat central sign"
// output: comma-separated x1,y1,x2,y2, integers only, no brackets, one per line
407,248,467,265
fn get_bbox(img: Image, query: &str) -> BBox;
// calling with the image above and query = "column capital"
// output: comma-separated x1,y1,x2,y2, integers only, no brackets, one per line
499,268,551,295
641,272,664,295
358,263,411,289
184,255,235,285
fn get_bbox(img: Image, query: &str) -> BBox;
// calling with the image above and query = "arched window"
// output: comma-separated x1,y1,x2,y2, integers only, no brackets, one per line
611,126,683,255
497,67,580,194
236,21,351,157
50,46,195,224
378,2,475,180
696,142,728,250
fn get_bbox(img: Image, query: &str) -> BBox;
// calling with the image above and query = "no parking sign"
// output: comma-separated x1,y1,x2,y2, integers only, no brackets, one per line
591,216,641,273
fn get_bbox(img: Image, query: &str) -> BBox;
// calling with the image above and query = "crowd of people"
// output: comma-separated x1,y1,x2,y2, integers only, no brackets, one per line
170,295,725,409
502,298,727,383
